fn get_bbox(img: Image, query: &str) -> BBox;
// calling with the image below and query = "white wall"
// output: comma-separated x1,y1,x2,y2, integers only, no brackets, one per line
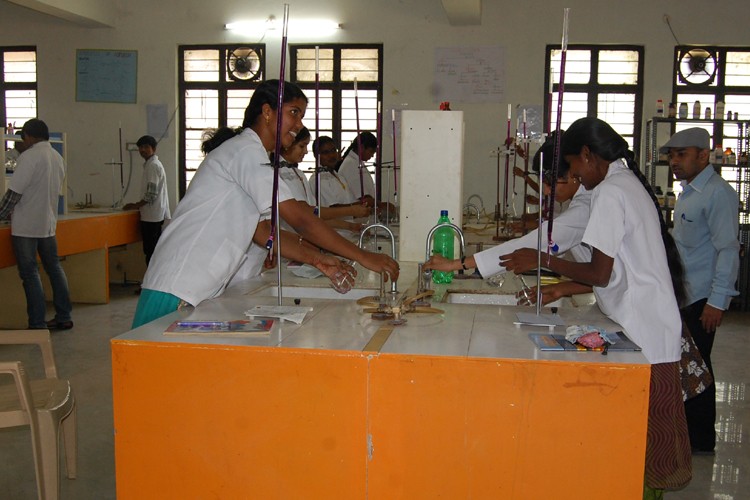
1,0,748,212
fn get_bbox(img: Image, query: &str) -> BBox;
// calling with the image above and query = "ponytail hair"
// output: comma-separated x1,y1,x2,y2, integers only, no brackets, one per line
201,126,241,155
337,131,378,170
562,117,685,304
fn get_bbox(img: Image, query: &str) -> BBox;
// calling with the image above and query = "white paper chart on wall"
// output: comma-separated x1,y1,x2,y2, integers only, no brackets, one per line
433,46,505,103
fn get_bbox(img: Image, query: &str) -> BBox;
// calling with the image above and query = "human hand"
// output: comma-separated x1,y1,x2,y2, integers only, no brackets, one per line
348,222,365,233
312,255,357,294
516,283,566,306
351,204,371,218
499,248,541,275
358,251,399,282
123,203,137,211
700,304,723,333
263,251,277,269
423,254,457,272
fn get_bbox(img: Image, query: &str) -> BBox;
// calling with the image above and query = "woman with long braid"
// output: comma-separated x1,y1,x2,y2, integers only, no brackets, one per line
500,117,691,499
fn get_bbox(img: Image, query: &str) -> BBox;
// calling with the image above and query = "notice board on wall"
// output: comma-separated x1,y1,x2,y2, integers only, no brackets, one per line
76,49,137,103
433,46,505,103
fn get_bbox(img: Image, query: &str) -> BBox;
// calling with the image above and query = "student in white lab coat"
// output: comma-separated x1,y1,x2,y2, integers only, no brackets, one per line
500,117,691,497
132,80,399,328
424,132,592,283
280,128,368,234
337,132,377,204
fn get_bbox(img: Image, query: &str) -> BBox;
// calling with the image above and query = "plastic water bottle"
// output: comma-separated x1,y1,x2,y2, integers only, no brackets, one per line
432,210,454,284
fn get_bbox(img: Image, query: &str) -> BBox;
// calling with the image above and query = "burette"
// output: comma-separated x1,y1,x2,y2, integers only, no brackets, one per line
314,45,321,219
546,7,570,263
266,3,290,305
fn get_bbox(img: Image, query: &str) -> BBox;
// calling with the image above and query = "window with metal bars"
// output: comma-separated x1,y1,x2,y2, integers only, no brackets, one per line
1,47,37,148
543,45,644,155
289,44,383,178
177,44,265,196
670,46,750,211
671,46,750,156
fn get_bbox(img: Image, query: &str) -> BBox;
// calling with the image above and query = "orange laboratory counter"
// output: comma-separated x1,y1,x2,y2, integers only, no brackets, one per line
0,210,141,328
111,274,652,499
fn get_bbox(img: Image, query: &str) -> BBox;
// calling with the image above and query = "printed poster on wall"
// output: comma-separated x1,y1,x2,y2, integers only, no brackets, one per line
433,46,505,103
76,49,137,104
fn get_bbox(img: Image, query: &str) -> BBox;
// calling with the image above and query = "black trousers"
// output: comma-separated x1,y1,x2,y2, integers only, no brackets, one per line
681,298,717,451
140,220,164,266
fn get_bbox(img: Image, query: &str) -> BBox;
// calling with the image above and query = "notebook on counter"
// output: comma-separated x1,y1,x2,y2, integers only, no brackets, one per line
529,331,642,352
164,319,274,337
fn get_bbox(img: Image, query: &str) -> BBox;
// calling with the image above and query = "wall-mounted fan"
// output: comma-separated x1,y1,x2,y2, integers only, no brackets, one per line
678,47,717,86
227,47,261,81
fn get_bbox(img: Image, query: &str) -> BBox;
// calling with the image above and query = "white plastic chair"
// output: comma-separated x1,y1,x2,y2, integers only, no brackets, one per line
0,329,77,500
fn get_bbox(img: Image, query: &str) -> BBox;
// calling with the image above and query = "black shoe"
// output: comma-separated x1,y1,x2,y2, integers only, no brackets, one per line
46,319,74,330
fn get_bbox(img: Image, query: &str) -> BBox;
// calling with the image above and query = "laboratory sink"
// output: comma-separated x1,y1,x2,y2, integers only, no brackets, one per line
442,290,566,308
251,285,379,301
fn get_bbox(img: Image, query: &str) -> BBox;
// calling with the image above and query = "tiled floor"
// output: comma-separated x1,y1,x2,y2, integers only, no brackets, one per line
0,286,748,499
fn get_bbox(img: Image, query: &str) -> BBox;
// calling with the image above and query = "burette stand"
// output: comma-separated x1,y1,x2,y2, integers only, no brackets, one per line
492,146,516,242
105,160,125,208
513,151,564,329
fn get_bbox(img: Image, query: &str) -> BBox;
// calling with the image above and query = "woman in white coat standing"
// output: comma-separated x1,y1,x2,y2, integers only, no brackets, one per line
132,80,398,327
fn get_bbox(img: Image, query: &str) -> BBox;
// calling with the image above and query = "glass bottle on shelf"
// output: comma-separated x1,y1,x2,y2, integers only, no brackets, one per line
693,100,701,119
716,101,725,120
656,100,664,117
724,147,736,165
713,146,724,165
679,102,688,119
668,102,677,118
705,107,712,120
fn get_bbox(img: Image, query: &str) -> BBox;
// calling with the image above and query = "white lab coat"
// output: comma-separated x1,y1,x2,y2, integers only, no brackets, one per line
338,151,376,200
9,141,65,238
474,185,593,277
309,170,357,207
583,159,681,364
142,128,292,306
139,154,171,223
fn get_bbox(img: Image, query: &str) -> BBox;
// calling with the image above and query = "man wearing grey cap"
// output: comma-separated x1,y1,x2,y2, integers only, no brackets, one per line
661,127,740,454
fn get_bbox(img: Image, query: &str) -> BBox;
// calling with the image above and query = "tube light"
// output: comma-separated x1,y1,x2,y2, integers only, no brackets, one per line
225,19,341,37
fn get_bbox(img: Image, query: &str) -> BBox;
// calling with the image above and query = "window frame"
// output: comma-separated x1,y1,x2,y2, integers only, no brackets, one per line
543,44,645,157
290,43,383,146
1,45,37,133
177,43,266,197
672,45,750,142
289,43,384,197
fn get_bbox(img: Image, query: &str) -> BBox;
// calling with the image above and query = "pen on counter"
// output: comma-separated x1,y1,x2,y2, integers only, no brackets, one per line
176,321,231,328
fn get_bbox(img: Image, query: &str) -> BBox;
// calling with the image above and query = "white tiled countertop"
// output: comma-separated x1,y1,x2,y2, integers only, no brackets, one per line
115,261,648,365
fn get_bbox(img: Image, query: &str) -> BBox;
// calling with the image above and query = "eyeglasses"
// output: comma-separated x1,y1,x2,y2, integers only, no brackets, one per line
542,171,570,185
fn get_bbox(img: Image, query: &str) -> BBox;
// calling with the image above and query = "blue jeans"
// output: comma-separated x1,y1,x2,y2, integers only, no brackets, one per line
12,235,72,328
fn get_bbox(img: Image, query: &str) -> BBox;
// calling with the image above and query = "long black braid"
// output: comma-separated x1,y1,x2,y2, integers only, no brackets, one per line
561,117,685,305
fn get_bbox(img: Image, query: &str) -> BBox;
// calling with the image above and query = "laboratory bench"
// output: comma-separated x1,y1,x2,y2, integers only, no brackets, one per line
0,209,142,328
111,264,650,499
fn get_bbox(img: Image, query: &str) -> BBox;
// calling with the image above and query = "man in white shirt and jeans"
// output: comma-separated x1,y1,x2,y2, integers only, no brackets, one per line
124,135,170,265
0,118,73,330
